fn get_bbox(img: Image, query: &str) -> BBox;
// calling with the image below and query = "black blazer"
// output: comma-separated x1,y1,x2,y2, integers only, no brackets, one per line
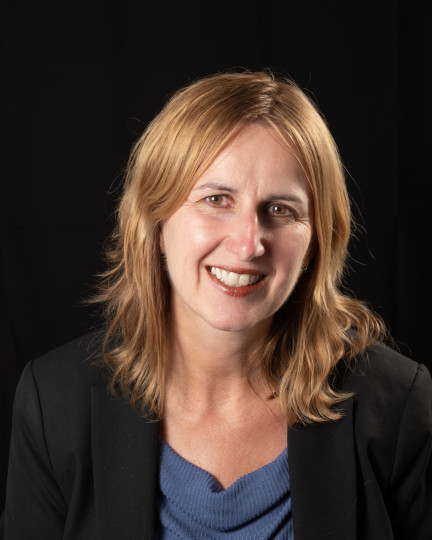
3,332,432,539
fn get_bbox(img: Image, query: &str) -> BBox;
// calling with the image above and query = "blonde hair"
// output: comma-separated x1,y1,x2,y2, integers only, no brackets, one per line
94,71,386,424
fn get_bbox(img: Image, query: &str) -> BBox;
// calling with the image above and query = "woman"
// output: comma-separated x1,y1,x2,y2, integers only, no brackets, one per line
4,72,432,539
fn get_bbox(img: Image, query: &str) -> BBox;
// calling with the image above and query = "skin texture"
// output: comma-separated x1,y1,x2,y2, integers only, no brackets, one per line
159,123,315,488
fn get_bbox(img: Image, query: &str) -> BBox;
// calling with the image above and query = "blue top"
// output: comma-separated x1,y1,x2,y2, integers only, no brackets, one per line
156,438,293,539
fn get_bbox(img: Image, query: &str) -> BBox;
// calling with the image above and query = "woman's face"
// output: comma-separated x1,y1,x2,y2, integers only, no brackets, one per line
160,123,314,336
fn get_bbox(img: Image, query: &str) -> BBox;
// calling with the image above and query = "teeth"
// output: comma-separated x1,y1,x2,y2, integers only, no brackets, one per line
238,274,250,286
227,272,239,286
210,267,262,287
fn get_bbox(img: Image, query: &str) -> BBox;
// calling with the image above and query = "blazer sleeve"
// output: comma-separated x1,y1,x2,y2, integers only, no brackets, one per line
4,361,66,539
389,363,432,539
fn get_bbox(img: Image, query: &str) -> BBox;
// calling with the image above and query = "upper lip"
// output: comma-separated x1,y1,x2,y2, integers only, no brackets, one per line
206,265,265,276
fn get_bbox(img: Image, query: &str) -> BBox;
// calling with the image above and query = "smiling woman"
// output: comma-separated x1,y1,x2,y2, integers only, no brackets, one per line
4,72,432,539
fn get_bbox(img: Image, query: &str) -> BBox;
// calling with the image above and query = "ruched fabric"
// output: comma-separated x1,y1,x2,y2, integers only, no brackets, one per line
156,439,293,539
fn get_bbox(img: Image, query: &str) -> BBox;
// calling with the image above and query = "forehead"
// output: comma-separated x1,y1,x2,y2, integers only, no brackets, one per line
191,123,309,194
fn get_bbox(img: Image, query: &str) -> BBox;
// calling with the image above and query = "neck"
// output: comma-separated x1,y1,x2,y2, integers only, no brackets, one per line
165,312,273,410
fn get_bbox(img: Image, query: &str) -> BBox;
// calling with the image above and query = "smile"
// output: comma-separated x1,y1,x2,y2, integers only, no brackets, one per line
209,267,263,287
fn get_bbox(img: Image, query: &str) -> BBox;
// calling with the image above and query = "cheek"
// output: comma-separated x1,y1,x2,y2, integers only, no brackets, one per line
274,229,312,270
161,213,223,268
192,220,224,254
160,217,179,261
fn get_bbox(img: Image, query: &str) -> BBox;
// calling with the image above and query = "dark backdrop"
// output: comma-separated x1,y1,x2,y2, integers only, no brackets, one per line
1,0,430,510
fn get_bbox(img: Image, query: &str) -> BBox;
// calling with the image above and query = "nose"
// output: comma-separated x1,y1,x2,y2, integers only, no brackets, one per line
224,210,265,261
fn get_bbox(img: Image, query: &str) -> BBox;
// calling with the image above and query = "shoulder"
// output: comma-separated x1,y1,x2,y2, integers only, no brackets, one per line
337,342,432,482
14,330,107,437
336,343,432,534
27,329,106,393
337,342,432,436
338,342,432,408
12,330,109,479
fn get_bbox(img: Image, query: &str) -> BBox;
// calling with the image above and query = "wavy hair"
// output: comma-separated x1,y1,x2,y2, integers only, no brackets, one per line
93,71,386,424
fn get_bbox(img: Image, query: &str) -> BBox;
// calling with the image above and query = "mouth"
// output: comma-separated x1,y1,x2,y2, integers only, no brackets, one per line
206,266,266,297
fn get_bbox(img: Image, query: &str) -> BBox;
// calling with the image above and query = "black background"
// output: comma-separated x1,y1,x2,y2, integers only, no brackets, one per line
1,0,430,510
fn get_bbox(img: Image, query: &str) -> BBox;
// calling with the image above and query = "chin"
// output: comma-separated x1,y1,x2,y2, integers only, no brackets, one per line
204,311,273,334
211,322,254,333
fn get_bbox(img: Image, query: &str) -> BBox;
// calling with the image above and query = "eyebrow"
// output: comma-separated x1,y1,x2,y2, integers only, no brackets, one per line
266,193,306,205
193,182,306,205
193,182,237,193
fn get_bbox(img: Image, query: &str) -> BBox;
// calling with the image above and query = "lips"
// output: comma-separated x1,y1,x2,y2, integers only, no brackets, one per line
206,266,266,297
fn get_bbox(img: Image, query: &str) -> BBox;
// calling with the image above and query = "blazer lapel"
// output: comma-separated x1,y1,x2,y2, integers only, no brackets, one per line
288,399,358,539
91,384,159,540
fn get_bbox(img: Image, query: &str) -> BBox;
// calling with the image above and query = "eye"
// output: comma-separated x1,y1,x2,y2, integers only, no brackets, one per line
268,203,291,216
205,194,228,206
